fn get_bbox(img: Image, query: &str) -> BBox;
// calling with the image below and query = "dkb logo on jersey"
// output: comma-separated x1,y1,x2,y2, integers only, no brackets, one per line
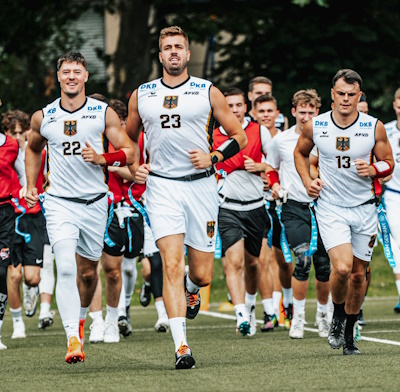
64,120,77,136
163,96,178,109
207,221,215,238
336,137,350,151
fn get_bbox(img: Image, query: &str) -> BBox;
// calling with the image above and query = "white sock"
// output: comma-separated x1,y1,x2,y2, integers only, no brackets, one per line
122,257,137,307
282,287,293,308
39,244,55,295
155,300,167,319
118,283,126,317
272,291,282,315
39,302,51,317
396,280,400,296
89,310,103,322
0,320,3,335
245,291,257,307
317,301,328,314
293,298,306,315
234,304,249,325
10,307,23,326
186,275,201,293
169,317,187,351
262,298,274,316
105,305,118,323
53,239,80,339
79,306,89,321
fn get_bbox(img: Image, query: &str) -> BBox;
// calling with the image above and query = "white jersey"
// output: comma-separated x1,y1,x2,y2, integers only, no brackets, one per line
267,126,313,203
137,76,213,177
40,97,108,198
384,120,400,193
263,128,282,201
313,111,377,207
218,120,271,211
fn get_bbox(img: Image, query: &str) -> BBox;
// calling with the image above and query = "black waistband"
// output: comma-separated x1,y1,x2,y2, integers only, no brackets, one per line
361,197,379,207
286,199,312,209
55,192,107,205
0,195,12,203
149,167,215,182
219,194,264,205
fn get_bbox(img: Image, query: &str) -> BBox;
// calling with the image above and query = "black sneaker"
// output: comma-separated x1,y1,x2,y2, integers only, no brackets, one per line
184,275,201,320
284,304,293,330
175,344,195,369
118,315,132,337
357,309,366,326
139,282,151,307
343,336,361,355
328,317,346,349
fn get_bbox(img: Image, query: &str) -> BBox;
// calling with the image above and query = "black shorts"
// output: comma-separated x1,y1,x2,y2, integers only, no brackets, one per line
218,205,267,257
263,200,282,249
282,200,327,257
0,203,15,268
103,209,144,258
11,213,47,267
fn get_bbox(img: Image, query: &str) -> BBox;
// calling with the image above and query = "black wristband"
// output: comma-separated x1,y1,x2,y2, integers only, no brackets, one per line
216,138,240,161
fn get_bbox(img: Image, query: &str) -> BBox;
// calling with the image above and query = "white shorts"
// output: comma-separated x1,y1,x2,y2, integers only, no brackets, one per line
315,198,377,262
383,191,400,273
44,193,108,261
143,219,158,257
146,174,219,252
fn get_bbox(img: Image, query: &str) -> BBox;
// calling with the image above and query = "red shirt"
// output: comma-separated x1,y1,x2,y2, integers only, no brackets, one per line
0,135,19,206
213,121,263,177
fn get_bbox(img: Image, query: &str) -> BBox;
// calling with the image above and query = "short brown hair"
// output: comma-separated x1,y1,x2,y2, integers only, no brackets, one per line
2,110,30,133
292,89,321,109
332,69,362,89
254,93,277,109
223,87,246,101
159,26,189,51
248,76,273,93
57,52,88,71
109,99,127,121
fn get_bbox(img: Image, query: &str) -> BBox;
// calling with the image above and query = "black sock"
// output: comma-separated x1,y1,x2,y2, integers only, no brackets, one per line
333,301,346,319
345,314,358,338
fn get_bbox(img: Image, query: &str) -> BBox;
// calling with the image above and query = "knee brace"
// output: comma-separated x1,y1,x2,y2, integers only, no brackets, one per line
149,252,163,299
293,243,311,282
314,255,331,282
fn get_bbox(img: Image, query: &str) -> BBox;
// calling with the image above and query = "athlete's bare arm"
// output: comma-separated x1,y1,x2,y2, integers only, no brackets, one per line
354,121,394,178
189,86,247,169
309,151,319,180
81,107,136,166
25,110,47,208
294,120,324,198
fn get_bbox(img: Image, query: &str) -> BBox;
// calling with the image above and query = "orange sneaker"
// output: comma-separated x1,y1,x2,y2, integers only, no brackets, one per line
79,319,85,347
175,343,195,369
65,336,85,364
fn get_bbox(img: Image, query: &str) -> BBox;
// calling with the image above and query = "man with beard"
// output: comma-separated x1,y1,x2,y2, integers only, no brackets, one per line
125,26,247,369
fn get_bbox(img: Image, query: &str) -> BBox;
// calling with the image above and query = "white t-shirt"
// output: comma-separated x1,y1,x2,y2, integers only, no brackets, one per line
313,110,377,207
384,120,400,193
40,97,108,198
267,125,313,203
137,76,213,177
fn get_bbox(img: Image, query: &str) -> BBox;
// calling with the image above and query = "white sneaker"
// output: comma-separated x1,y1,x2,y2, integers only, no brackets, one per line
89,318,104,343
154,317,169,333
23,285,39,317
316,311,330,338
103,320,120,343
289,312,305,339
0,337,7,350
248,306,257,336
12,320,26,339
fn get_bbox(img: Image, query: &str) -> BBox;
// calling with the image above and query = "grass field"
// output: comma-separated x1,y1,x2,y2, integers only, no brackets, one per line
2,243,400,392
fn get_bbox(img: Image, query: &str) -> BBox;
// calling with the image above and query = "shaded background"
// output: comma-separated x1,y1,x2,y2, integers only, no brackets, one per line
1,0,400,124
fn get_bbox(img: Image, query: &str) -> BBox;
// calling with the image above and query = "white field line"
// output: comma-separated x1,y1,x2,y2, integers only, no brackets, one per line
199,310,400,346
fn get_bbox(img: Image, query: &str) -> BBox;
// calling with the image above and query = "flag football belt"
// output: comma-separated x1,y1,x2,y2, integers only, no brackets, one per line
219,194,264,205
55,192,107,205
149,167,215,182
286,199,312,209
